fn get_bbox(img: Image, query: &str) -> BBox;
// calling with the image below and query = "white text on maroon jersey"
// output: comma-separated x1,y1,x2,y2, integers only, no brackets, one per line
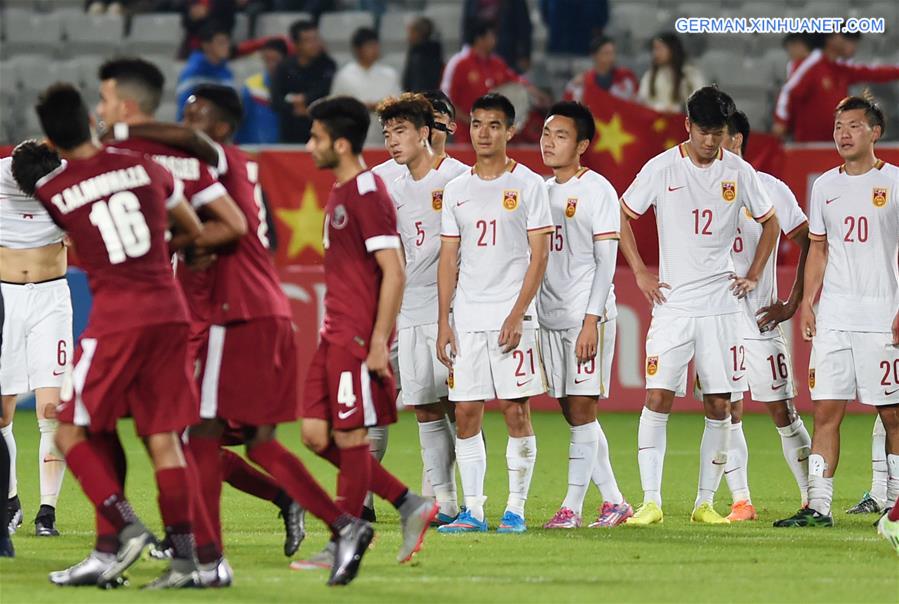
50,165,151,213
150,154,201,181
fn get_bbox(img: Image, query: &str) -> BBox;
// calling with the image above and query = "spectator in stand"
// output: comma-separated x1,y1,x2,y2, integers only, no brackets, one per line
637,32,706,113
403,17,443,93
330,27,401,145
772,32,899,141
180,0,237,59
462,0,532,73
564,35,637,102
176,23,236,120
540,0,609,57
234,37,290,144
782,33,818,77
270,19,337,143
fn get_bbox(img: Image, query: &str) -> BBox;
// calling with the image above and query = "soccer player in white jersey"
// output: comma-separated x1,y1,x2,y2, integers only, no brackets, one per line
376,93,468,525
618,87,779,526
537,101,633,529
702,110,813,520
0,143,71,537
774,95,899,529
436,93,552,533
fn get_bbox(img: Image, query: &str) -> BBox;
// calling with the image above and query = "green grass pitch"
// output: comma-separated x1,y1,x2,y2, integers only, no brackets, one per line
0,411,895,603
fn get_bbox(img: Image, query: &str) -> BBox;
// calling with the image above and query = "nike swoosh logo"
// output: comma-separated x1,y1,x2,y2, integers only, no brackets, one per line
886,388,899,396
732,375,743,381
771,383,786,391
516,379,533,387
825,197,840,204
396,204,406,210
456,200,472,207
711,460,727,465
668,185,686,192
337,408,358,420
52,370,65,376
574,378,590,384
797,456,809,462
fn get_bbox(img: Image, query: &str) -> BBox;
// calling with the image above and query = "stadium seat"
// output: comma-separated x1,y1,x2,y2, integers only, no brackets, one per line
16,58,82,95
63,13,125,55
127,14,183,56
2,9,64,56
379,12,416,54
737,96,771,130
319,11,375,53
330,51,353,70
381,50,407,75
699,50,744,87
232,13,249,43
256,12,312,39
142,55,184,95
230,58,262,89
155,101,178,123
71,54,106,90
608,5,673,53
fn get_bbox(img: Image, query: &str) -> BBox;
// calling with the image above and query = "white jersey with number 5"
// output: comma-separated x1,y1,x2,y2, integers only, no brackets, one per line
392,157,469,328
733,171,808,339
441,160,553,331
808,160,899,333
621,143,775,318
539,167,620,330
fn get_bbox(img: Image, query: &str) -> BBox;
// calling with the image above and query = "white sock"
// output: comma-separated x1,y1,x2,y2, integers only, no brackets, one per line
419,419,458,516
637,408,668,506
364,426,388,509
38,418,66,507
505,435,537,518
777,418,811,506
871,415,888,505
887,454,899,508
591,420,624,505
724,421,751,504
456,433,487,522
807,453,833,515
561,423,599,515
695,416,731,508
447,420,458,507
1,423,16,499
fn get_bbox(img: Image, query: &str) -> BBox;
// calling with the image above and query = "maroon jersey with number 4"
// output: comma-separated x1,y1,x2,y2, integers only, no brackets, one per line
33,147,189,335
321,170,400,360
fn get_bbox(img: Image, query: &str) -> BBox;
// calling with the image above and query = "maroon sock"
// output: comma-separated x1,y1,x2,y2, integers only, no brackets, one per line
91,432,128,552
184,443,222,562
155,467,195,561
66,440,136,532
370,458,409,508
337,444,371,517
247,439,341,526
890,504,899,522
220,448,281,502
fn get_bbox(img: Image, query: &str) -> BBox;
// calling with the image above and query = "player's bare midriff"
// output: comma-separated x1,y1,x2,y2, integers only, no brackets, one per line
0,242,67,284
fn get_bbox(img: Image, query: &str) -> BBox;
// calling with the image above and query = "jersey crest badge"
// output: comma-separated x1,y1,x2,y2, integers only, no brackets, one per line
503,190,519,211
721,181,737,203
432,189,443,211
331,204,348,229
873,187,888,208
808,368,816,389
646,356,659,377
447,370,454,390
565,198,578,218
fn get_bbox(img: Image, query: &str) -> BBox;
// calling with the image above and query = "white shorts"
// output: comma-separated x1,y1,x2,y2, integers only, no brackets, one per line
0,279,73,395
540,320,616,399
742,330,797,402
448,327,546,402
397,323,449,406
389,338,401,386
810,328,899,406
645,313,745,396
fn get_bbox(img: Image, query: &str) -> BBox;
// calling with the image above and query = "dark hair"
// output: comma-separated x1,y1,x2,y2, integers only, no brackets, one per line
465,18,496,46
835,93,886,136
726,109,751,155
98,57,165,115
351,27,378,49
308,96,370,154
10,139,62,196
262,37,289,56
190,84,244,133
649,32,687,105
199,21,231,43
377,93,436,140
839,31,862,41
410,16,435,41
289,19,316,41
686,86,735,130
35,82,92,151
589,35,614,55
546,101,596,143
782,32,816,50
471,93,515,127
423,90,455,119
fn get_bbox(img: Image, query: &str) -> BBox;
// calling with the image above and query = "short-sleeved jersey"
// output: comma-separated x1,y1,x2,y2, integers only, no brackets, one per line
0,156,65,249
538,168,620,330
321,171,401,359
441,160,553,332
33,148,188,336
391,156,469,329
807,160,899,333
621,143,775,318
373,155,469,196
733,171,808,338
106,138,226,209
205,143,291,324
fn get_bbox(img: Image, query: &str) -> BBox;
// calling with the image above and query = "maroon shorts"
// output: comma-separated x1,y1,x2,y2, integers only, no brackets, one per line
57,323,198,437
302,339,397,430
197,316,299,426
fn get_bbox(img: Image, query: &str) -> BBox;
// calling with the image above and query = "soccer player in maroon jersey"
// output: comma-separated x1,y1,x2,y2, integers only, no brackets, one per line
11,84,206,589
297,96,437,568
